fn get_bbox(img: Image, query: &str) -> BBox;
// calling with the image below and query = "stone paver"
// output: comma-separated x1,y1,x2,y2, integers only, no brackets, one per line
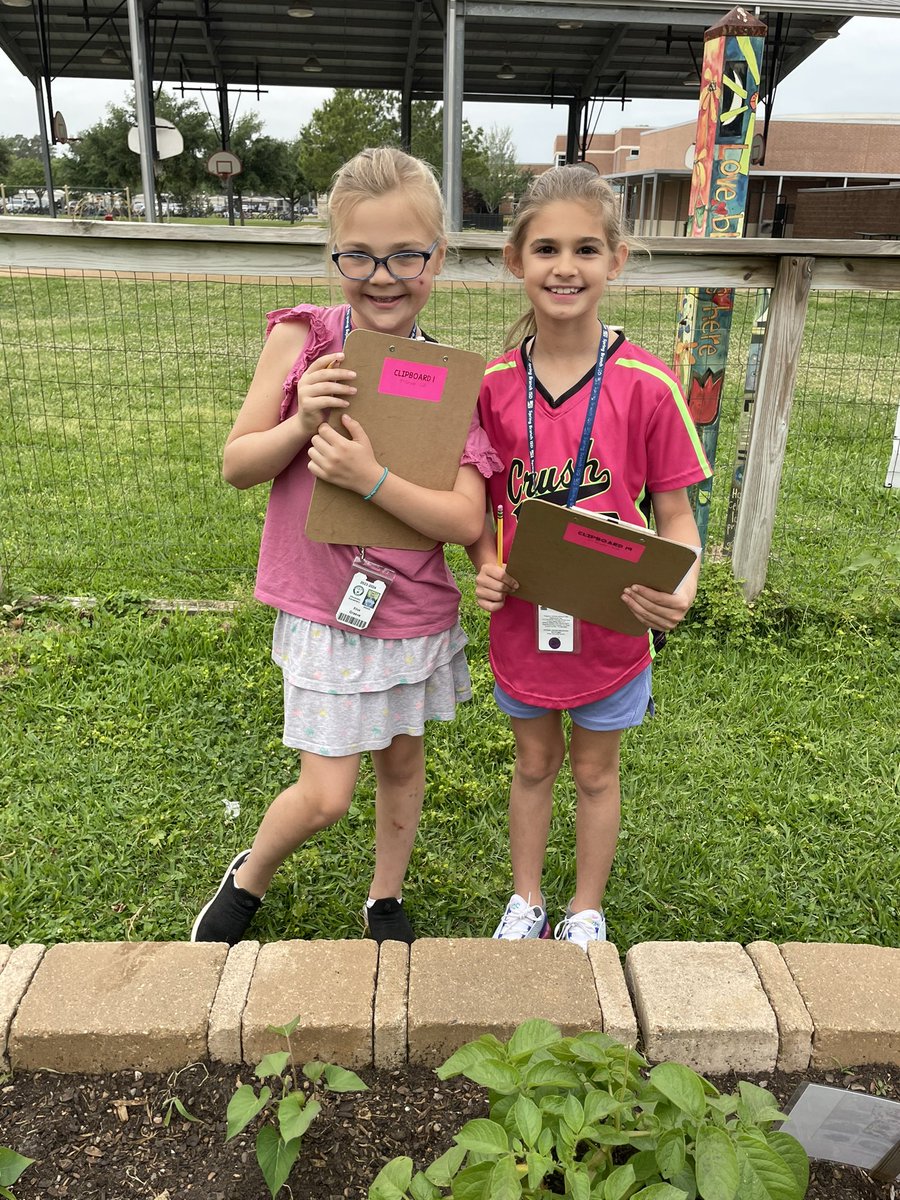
625,941,778,1074
243,941,376,1069
209,940,260,1064
374,941,408,1068
587,942,638,1048
780,942,900,1067
408,938,600,1066
746,940,813,1072
0,944,46,1071
9,942,226,1072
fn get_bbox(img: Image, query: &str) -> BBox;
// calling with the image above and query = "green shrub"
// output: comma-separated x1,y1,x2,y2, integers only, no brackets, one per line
369,1020,808,1200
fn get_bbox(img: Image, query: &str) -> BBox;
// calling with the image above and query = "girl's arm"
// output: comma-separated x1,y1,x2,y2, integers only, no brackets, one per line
222,321,356,489
621,487,702,630
307,413,485,545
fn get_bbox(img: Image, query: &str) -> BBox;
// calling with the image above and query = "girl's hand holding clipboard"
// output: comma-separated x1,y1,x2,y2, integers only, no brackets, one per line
296,352,356,441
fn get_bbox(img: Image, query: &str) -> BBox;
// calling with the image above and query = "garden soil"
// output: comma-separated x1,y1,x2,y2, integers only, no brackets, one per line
1,1059,898,1199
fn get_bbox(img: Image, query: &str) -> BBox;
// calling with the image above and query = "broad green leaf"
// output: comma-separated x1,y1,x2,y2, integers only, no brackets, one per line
695,1125,739,1200
255,1051,290,1079
766,1132,810,1194
525,1151,554,1189
439,1036,507,1080
736,1083,784,1127
410,1171,442,1200
602,1162,636,1200
463,1059,520,1093
583,1089,623,1123
631,1186,690,1200
267,1015,301,1038
564,1163,591,1200
569,1031,619,1061
512,1094,542,1147
735,1133,801,1200
302,1060,326,1082
369,1156,414,1200
278,1093,320,1143
256,1125,300,1199
225,1083,271,1141
0,1148,34,1186
488,1153,521,1200
323,1063,369,1092
648,1063,707,1121
450,1160,494,1200
629,1150,663,1182
455,1118,509,1156
563,1093,585,1133
656,1128,686,1180
425,1144,467,1186
537,1127,554,1155
522,1058,582,1089
507,1019,562,1060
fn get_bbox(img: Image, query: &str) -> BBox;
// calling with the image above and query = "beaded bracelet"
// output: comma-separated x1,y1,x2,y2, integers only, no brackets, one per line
362,466,389,502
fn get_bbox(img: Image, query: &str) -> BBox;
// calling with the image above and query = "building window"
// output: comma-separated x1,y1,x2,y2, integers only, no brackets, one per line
629,148,639,158
554,152,566,168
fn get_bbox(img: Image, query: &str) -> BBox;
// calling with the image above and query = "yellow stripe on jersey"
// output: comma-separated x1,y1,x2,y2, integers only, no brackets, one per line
483,360,517,377
615,358,712,475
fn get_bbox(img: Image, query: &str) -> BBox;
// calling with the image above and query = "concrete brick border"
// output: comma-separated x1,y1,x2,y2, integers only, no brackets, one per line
2,938,899,1076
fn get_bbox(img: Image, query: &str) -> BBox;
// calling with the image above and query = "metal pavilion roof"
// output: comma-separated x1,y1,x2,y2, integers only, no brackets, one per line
1,0,888,108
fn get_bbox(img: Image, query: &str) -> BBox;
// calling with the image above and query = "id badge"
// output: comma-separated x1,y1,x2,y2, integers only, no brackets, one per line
537,606,579,653
335,555,395,630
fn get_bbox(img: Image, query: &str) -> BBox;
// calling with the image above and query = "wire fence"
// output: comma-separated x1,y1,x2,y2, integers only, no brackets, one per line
1,259,897,616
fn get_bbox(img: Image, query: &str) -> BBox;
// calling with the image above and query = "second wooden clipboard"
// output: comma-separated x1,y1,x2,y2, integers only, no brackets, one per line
305,329,485,550
505,498,699,636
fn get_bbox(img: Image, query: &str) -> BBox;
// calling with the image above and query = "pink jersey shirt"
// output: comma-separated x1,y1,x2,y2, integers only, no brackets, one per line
477,334,712,708
254,304,500,638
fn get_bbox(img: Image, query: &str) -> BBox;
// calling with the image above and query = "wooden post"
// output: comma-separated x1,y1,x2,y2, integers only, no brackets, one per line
674,6,766,547
731,255,813,600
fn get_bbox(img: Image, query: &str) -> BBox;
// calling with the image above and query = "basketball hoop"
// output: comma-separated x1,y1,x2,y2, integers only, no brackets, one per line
206,150,243,181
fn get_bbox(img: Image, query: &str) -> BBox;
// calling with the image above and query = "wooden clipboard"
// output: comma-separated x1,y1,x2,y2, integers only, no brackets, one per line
305,329,485,550
505,498,699,636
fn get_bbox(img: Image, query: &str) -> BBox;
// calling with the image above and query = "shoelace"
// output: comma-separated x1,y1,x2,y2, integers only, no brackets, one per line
497,900,543,939
554,911,604,948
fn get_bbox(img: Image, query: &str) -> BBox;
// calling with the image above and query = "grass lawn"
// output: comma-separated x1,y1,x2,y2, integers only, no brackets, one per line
1,559,897,951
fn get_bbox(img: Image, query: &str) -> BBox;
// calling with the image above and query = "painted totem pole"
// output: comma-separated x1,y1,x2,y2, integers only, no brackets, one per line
674,6,766,547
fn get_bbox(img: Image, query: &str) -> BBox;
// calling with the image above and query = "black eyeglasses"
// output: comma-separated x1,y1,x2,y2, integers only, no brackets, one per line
331,241,439,281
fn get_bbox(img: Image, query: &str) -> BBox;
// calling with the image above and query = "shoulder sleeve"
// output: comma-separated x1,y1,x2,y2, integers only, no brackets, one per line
460,410,503,478
264,305,334,422
645,365,713,492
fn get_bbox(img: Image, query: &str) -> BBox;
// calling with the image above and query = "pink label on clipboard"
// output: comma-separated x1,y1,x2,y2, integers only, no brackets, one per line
564,522,646,562
379,357,447,402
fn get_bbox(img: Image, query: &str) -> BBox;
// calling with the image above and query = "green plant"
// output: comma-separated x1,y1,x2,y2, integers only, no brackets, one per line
226,1015,369,1198
0,1146,34,1200
838,542,900,619
369,1020,809,1200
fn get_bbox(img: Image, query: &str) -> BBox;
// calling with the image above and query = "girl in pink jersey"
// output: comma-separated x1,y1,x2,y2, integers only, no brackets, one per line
471,166,711,950
192,148,499,947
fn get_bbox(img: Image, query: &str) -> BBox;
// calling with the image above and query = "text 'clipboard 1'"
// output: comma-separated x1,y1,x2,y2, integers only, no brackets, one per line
305,329,486,550
505,498,699,637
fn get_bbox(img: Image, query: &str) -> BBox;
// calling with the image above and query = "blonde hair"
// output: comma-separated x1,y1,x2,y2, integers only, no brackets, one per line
504,165,631,349
328,147,446,249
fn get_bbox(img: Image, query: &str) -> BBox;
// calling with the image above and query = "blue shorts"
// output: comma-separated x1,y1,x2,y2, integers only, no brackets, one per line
494,665,653,732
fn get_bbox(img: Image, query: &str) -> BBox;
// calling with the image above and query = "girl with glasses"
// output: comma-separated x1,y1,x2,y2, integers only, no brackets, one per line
192,147,500,948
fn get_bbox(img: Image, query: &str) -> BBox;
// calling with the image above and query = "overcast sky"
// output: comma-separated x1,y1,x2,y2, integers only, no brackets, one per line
0,16,897,161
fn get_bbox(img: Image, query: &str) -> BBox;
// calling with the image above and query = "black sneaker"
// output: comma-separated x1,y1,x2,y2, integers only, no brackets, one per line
191,850,262,945
363,897,416,945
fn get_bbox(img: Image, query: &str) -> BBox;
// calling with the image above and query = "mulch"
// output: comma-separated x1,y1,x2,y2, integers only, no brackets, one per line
1,1058,898,1199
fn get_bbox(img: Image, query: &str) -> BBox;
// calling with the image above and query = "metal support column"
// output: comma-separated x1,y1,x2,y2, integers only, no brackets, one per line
441,0,464,232
34,80,57,218
126,0,158,222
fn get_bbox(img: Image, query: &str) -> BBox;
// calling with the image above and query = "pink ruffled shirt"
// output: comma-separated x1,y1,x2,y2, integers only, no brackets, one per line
253,304,501,639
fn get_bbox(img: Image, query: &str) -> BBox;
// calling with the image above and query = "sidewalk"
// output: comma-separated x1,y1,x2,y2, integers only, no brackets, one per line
2,938,899,1074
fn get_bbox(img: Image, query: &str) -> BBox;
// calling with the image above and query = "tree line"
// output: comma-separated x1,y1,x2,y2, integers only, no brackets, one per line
0,88,531,218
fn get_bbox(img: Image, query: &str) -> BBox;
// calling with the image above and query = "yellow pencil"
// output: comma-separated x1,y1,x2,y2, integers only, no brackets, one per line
496,505,504,565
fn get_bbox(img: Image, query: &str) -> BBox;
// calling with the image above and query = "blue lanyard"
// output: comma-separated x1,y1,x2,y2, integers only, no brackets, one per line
525,324,609,509
342,307,417,344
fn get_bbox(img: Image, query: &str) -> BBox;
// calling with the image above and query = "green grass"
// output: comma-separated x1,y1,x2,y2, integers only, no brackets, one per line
1,563,897,950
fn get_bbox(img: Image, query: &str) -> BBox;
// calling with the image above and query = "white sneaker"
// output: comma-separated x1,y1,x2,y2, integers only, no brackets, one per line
554,905,606,951
492,893,550,940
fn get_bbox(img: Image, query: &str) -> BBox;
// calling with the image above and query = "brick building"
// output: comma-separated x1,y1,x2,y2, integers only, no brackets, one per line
551,115,900,237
